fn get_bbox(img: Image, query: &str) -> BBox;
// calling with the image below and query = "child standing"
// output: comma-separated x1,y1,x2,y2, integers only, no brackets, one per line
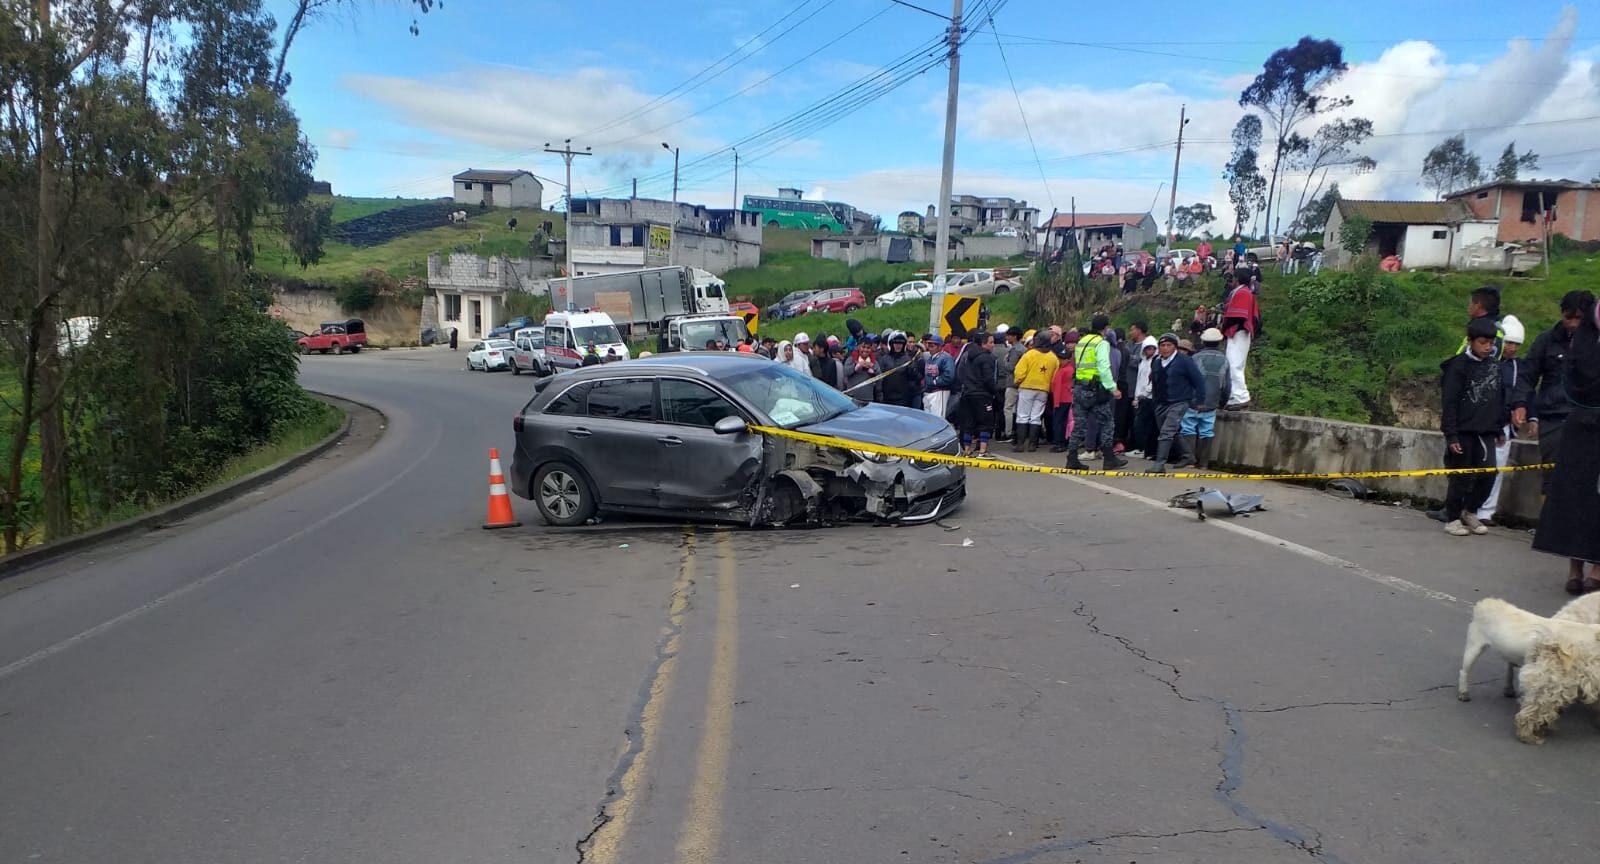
1440,317,1508,537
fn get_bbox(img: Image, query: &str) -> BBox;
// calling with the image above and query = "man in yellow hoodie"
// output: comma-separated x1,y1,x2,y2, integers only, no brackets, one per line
1011,333,1060,452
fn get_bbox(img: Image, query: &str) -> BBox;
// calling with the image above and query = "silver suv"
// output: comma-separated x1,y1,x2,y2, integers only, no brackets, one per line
509,355,965,527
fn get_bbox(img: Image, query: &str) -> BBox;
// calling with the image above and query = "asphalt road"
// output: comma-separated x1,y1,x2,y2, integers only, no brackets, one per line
1,347,1596,864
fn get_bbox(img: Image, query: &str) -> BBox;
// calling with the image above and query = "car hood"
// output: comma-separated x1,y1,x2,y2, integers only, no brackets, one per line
797,403,954,452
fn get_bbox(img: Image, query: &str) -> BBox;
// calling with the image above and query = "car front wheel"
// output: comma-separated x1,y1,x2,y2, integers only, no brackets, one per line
533,462,596,527
332,343,343,355
843,304,861,312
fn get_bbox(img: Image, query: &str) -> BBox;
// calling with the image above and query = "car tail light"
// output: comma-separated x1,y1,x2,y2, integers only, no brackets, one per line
489,351,501,357
513,414,524,433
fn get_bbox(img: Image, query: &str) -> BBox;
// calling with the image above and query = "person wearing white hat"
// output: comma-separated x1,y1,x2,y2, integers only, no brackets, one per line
1476,314,1525,525
788,333,814,377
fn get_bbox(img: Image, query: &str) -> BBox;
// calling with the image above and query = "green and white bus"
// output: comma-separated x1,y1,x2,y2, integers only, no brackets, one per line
741,195,857,232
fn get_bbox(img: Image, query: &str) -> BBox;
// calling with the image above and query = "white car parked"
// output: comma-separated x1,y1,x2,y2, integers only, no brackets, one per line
874,279,934,308
940,269,1020,298
467,338,516,372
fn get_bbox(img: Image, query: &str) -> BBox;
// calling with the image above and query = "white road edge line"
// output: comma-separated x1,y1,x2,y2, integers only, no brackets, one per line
0,419,446,682
1000,456,1465,608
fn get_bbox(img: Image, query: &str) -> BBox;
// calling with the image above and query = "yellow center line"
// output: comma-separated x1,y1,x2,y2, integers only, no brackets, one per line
676,530,739,864
582,528,696,864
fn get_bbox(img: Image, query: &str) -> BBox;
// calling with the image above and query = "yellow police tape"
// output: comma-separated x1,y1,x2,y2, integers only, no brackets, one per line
746,424,1554,481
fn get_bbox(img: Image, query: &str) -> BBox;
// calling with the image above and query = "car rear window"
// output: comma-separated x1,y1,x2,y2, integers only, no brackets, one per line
586,379,654,421
544,381,593,415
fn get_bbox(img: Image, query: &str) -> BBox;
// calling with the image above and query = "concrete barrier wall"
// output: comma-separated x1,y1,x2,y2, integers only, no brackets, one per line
1212,411,1543,522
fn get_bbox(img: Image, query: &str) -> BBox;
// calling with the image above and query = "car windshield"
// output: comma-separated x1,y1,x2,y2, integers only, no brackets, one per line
720,362,855,429
679,319,750,350
780,291,814,305
573,324,622,345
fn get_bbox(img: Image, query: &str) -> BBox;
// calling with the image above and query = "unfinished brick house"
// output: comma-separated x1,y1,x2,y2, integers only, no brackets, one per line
1446,179,1600,244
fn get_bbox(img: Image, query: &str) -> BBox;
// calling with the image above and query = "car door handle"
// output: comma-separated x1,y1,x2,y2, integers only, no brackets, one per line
656,435,683,446
567,428,592,439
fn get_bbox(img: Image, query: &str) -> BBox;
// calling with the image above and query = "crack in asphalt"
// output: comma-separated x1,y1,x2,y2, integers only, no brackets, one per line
573,535,699,864
1067,600,1353,863
977,826,1267,864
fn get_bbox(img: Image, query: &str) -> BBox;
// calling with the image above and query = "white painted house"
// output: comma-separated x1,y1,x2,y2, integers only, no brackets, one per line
452,169,543,209
1323,197,1501,271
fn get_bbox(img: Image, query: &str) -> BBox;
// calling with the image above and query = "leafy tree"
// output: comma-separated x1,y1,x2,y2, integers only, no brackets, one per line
1337,213,1374,258
1493,141,1539,182
1224,116,1267,235
1297,182,1340,234
1421,134,1483,199
1239,37,1352,240
1288,118,1375,235
1172,204,1215,238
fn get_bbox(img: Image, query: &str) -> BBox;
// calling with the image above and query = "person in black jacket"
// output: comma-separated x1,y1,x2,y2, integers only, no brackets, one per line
1439,317,1507,537
876,332,923,408
954,331,999,459
1533,290,1600,594
1513,290,1592,495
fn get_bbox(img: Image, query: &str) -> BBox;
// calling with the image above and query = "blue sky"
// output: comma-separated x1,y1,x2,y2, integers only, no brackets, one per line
273,1,1600,231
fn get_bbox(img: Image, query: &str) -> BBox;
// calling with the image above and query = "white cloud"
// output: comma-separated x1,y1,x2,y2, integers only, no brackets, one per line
324,128,358,149
343,65,716,177
967,81,1238,158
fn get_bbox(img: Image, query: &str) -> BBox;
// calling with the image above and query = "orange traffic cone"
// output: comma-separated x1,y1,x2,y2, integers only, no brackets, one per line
483,447,522,530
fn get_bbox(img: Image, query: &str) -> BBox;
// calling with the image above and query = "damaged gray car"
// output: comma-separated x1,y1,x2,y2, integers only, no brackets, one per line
509,354,965,527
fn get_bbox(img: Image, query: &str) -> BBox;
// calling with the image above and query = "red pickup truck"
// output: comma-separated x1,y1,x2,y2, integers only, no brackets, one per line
298,319,367,354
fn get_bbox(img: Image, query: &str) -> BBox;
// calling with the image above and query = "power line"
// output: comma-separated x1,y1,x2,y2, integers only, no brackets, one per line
981,6,1051,208
885,0,948,21
581,0,841,139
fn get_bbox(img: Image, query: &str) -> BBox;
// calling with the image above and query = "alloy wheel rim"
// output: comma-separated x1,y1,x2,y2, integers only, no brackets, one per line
540,471,580,518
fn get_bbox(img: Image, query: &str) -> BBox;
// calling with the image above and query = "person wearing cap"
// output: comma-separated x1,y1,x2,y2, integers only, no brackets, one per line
877,332,923,408
997,327,1027,442
1065,314,1128,470
1148,332,1205,473
1440,317,1508,537
1474,314,1525,525
921,334,957,418
1047,333,1078,453
1183,328,1233,469
1012,333,1060,452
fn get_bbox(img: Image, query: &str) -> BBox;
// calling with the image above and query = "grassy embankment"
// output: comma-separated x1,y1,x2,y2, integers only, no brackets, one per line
0,396,344,552
254,196,563,281
761,245,1600,428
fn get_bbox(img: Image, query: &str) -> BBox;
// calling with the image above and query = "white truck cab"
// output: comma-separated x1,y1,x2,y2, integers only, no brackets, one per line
690,268,731,313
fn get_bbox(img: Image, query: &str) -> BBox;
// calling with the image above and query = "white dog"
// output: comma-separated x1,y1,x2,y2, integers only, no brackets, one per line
1456,596,1600,703
1514,633,1600,743
1494,594,1600,697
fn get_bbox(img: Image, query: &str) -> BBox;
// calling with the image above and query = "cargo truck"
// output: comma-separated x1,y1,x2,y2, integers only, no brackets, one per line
548,266,729,334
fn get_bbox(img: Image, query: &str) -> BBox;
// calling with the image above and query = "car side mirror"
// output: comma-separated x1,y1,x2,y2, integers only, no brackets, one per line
713,416,746,435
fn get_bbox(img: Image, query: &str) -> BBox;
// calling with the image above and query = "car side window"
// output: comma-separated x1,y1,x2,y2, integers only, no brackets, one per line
471,342,485,352
586,379,654,421
517,338,530,351
660,379,741,428
544,381,593,416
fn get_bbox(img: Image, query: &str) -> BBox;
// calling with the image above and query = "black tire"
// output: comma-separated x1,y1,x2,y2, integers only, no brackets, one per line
815,224,831,233
843,304,861,313
533,462,596,527
766,220,780,228
348,345,361,353
298,343,309,355
512,360,522,376
332,343,343,356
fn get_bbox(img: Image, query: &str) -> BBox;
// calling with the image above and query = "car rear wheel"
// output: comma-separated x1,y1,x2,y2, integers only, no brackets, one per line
512,360,521,375
349,345,361,353
534,462,596,527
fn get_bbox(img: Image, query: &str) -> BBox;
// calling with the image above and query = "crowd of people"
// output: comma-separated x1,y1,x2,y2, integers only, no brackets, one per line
729,279,1263,471
1429,284,1600,596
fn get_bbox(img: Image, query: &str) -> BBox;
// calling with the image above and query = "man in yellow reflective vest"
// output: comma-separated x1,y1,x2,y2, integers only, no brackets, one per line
1066,314,1129,470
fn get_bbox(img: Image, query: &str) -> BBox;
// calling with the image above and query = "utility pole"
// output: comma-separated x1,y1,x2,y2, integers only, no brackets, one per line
732,148,740,211
662,142,680,265
544,139,592,311
1166,104,1187,244
927,0,964,338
